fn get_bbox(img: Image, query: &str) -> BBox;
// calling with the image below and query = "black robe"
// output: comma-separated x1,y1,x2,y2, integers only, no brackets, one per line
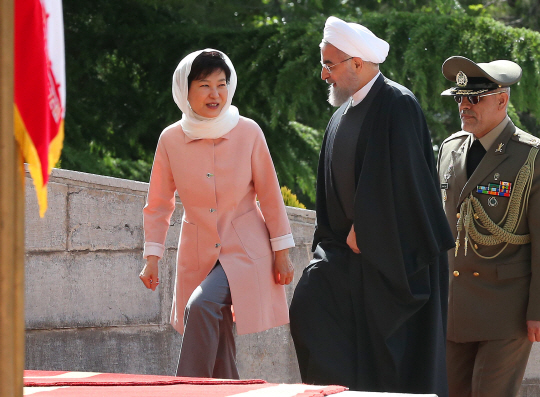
290,75,455,395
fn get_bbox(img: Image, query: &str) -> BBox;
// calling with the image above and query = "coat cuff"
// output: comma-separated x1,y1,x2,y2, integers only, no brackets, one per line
143,242,165,259
270,233,295,251
527,304,540,322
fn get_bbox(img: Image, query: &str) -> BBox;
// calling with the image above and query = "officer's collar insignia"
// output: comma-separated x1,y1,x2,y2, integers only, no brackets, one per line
495,143,504,153
456,71,468,87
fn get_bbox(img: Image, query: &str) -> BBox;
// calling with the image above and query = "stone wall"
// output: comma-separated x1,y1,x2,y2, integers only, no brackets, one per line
24,168,539,393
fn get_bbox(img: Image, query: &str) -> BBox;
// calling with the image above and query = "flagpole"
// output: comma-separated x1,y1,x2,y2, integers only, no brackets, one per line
0,0,25,395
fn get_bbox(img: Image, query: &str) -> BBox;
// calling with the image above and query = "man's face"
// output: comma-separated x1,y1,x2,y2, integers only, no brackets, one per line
458,91,507,138
320,43,360,107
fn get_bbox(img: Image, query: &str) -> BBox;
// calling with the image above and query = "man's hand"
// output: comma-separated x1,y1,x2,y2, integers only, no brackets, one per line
346,224,361,254
273,249,294,285
527,320,540,342
139,255,160,291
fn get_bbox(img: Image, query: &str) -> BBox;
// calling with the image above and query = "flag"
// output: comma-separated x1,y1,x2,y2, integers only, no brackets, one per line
14,0,66,218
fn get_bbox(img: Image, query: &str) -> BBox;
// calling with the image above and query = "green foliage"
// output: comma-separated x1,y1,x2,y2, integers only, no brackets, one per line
61,2,540,210
353,12,540,147
281,186,306,209
62,3,329,206
459,1,540,31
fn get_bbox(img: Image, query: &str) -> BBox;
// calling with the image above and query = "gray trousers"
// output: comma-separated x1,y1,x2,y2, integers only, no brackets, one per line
447,337,532,397
176,263,239,379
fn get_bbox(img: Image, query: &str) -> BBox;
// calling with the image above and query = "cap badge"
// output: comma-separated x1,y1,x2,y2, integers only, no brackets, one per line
456,71,468,87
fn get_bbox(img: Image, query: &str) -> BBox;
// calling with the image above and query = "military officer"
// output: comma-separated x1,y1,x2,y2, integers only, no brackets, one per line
437,56,540,397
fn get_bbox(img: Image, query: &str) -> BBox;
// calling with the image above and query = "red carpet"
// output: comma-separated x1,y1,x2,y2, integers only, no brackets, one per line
24,370,347,396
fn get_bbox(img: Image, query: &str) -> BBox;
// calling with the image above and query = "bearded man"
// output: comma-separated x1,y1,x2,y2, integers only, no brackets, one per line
289,16,455,395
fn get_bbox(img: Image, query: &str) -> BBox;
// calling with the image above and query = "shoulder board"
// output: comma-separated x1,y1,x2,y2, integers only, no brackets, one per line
510,128,540,148
442,131,470,145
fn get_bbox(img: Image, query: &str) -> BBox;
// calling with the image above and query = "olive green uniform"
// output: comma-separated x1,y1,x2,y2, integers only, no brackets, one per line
437,119,540,396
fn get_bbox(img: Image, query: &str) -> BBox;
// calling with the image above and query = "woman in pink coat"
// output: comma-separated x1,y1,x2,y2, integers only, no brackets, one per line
139,49,295,379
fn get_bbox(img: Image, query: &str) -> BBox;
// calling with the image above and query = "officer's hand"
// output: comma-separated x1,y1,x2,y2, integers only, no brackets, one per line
527,320,540,342
346,224,361,254
139,255,160,291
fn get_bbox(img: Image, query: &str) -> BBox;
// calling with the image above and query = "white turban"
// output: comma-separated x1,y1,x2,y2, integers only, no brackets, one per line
323,16,389,64
172,49,239,140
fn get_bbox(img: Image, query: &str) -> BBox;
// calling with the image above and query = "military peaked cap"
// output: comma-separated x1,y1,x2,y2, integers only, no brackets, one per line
441,56,522,96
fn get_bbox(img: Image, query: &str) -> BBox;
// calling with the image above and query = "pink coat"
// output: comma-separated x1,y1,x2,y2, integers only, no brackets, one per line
143,116,294,335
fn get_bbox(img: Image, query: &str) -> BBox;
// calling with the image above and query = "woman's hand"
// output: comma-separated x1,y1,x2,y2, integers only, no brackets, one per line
139,255,160,291
273,249,294,285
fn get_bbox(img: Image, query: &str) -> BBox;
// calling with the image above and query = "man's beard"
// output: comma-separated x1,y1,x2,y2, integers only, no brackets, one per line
327,84,352,106
326,70,360,107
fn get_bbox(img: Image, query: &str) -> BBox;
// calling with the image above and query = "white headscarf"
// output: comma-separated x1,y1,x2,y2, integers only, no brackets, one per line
323,16,389,64
172,49,240,140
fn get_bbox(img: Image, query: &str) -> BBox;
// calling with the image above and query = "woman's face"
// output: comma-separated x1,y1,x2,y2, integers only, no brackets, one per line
187,70,228,118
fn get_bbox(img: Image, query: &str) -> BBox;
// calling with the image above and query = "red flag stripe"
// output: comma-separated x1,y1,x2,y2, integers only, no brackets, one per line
15,0,65,217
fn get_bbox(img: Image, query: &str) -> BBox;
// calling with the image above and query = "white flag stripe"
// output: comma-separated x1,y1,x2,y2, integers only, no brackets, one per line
42,0,66,113
228,384,327,397
24,386,69,395
25,371,102,379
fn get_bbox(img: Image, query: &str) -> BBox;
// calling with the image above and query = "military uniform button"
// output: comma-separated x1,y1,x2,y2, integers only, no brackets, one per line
453,270,460,277
215,243,221,248
473,272,480,277
474,244,478,249
456,213,460,219
474,213,479,219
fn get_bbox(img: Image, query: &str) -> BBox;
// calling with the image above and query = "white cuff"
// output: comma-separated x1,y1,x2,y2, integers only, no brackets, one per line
143,242,165,259
270,233,295,251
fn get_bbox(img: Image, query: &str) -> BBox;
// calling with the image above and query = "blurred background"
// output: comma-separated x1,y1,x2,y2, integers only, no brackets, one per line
60,0,540,208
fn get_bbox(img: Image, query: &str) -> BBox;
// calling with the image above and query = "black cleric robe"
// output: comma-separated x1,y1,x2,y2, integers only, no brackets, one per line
290,74,455,395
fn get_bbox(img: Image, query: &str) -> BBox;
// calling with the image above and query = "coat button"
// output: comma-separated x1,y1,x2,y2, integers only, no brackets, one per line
207,173,213,178
453,270,460,277
456,213,460,219
209,208,216,213
473,272,480,277
215,243,221,248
